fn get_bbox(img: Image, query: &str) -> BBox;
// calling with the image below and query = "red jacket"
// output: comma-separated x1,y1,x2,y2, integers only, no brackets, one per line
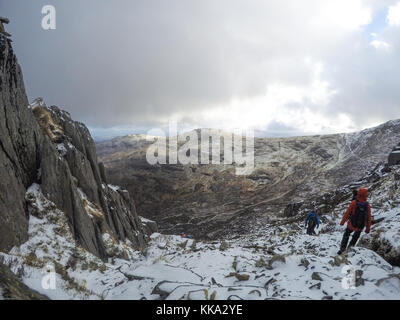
340,188,372,233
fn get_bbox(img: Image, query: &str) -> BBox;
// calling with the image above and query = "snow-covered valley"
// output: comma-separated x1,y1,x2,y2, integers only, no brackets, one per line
96,120,400,240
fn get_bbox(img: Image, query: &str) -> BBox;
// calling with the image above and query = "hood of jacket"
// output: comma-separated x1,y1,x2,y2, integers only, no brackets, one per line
357,188,368,202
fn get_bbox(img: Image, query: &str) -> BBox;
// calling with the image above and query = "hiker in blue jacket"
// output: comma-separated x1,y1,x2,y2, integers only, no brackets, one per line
305,211,320,235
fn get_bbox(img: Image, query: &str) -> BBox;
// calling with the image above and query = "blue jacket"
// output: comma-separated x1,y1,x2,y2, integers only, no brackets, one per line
305,211,320,227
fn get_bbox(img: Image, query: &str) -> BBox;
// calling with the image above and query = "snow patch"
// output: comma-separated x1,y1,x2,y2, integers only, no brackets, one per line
140,216,153,223
107,185,120,192
56,143,67,157
28,97,46,110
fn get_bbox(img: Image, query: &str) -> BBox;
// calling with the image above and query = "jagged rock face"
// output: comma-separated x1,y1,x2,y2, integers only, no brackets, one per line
96,122,400,239
37,106,149,258
0,34,148,259
0,35,40,251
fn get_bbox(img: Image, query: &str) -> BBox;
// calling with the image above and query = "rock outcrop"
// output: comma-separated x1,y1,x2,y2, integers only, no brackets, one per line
0,17,11,38
388,143,400,166
357,166,400,267
0,27,149,260
0,262,48,300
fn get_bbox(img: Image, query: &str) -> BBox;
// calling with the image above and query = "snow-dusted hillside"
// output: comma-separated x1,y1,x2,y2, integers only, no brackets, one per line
96,120,400,239
1,166,400,300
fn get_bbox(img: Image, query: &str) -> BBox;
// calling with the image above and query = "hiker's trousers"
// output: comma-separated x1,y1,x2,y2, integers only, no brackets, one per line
340,228,361,252
307,223,316,235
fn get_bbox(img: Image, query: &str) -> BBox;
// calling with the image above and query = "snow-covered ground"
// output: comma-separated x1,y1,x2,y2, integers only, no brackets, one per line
1,175,400,300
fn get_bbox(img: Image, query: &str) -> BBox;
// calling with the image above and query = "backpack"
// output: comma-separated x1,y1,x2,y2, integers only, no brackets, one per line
350,201,369,229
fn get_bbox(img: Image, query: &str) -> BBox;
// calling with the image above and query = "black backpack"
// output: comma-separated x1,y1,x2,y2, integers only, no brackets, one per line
350,201,369,229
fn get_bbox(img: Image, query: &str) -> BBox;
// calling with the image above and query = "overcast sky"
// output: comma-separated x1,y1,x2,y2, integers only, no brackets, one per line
2,0,400,140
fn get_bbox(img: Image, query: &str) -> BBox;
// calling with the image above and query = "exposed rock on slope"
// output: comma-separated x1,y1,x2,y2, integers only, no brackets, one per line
357,166,400,267
0,262,48,300
388,142,400,166
0,31,149,260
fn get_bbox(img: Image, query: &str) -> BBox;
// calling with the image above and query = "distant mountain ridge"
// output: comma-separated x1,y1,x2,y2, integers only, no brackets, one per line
96,120,400,238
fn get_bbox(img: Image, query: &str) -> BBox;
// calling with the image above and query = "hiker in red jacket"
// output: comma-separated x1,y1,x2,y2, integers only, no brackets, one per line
337,188,372,255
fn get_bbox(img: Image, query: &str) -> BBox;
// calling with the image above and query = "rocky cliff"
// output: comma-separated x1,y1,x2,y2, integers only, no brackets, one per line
0,32,149,261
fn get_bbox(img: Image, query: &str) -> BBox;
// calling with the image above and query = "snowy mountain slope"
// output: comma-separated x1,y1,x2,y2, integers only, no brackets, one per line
1,167,400,300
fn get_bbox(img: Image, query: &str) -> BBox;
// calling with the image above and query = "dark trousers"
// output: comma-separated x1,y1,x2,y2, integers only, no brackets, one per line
306,223,316,235
340,228,361,252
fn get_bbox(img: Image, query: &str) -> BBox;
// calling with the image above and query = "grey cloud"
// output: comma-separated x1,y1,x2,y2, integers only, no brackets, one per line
324,27,400,127
2,0,400,138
